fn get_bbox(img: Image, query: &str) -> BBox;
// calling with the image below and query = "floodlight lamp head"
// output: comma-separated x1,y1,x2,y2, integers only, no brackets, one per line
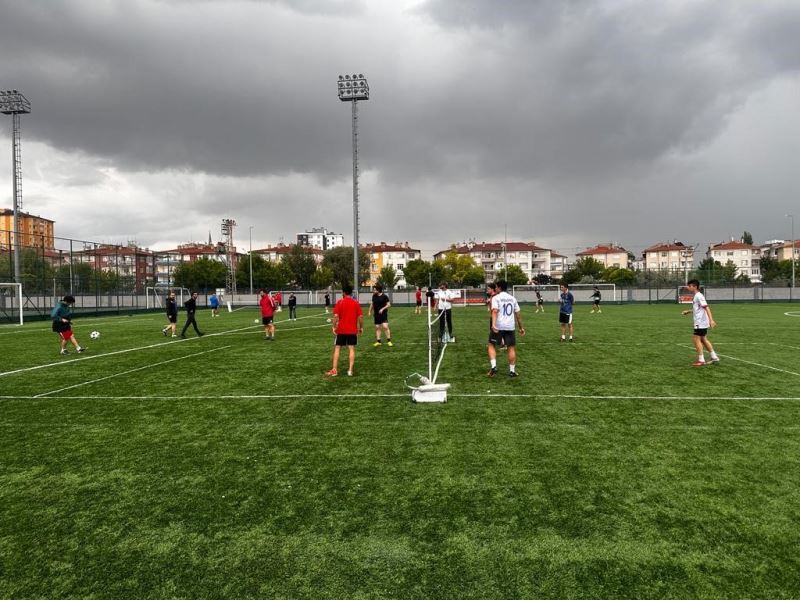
336,74,369,101
0,89,31,115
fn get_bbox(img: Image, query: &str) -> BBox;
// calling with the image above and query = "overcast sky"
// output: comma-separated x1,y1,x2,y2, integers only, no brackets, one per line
1,0,799,259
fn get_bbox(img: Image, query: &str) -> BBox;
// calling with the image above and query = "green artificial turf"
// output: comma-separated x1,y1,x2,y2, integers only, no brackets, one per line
1,303,799,598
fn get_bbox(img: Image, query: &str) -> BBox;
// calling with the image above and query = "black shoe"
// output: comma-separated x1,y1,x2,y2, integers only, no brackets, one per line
162,328,168,336
198,333,204,337
488,367,498,377
569,338,574,343
509,371,518,378
180,334,187,338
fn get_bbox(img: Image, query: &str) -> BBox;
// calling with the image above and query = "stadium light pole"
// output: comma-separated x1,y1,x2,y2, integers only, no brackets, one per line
337,74,369,294
787,214,795,289
248,225,254,296
0,90,31,285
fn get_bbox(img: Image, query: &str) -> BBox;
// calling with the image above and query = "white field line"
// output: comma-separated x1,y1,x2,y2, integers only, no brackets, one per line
33,346,232,398
221,324,332,336
0,324,260,378
784,311,800,317
677,344,800,377
3,393,800,401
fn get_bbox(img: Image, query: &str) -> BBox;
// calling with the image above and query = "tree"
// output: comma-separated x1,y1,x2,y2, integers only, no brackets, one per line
376,265,400,289
532,274,553,285
562,257,604,284
603,267,637,286
402,259,431,288
173,257,226,291
439,251,484,286
742,231,753,245
236,254,290,292
282,244,318,289
310,266,334,290
496,264,528,287
461,265,486,287
322,246,370,287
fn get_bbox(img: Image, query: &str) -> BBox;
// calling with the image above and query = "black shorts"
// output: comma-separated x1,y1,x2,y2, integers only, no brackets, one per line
262,316,274,325
537,299,543,305
593,299,600,306
416,300,422,306
335,334,358,346
52,320,70,333
167,314,177,323
489,329,516,347
374,313,388,325
693,328,708,337
559,312,573,324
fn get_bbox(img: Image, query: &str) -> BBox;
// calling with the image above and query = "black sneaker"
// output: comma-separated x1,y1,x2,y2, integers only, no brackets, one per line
488,367,498,377
180,334,187,339
568,338,574,343
509,371,519,378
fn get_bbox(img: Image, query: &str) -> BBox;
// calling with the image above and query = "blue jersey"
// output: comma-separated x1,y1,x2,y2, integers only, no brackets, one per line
559,292,574,314
210,294,219,308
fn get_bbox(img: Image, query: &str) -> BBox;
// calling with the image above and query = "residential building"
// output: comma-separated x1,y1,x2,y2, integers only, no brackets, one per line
296,227,344,251
706,240,760,280
253,243,324,265
362,242,421,288
762,239,800,262
576,244,630,269
434,241,553,283
0,208,55,250
72,243,155,291
549,252,569,280
643,241,694,274
154,242,233,287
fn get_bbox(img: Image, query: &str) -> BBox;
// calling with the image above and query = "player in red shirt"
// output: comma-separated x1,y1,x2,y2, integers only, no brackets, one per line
259,289,277,341
415,286,423,315
326,283,363,377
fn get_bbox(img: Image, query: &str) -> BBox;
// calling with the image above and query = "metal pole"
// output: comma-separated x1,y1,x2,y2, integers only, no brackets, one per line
249,226,254,296
352,99,360,295
11,114,21,284
790,215,795,289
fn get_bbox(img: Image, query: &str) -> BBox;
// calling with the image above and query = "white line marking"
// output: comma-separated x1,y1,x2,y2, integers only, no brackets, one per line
2,393,800,401
33,346,232,398
0,324,260,378
784,311,800,317
677,344,800,377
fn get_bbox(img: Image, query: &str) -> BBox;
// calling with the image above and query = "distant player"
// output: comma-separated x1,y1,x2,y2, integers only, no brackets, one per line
180,291,204,338
486,282,504,351
435,282,457,342
51,295,86,355
162,290,178,337
415,286,423,315
681,279,719,367
259,289,276,340
535,289,544,313
274,291,283,312
488,280,525,377
590,286,602,313
288,293,297,320
368,284,393,347
209,292,220,317
326,282,364,377
324,291,331,314
559,283,574,342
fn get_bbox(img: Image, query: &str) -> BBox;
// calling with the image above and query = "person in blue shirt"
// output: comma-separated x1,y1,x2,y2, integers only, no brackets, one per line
51,295,86,355
209,292,220,317
559,283,575,342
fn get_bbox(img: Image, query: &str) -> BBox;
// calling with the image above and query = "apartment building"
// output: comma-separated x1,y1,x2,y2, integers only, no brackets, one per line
642,241,694,273
0,208,55,249
576,244,630,269
434,242,553,283
296,227,344,251
706,240,760,280
362,242,421,288
253,243,324,265
154,242,234,286
72,243,155,291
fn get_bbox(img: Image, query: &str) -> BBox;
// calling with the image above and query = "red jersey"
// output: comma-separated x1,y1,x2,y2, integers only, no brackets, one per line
415,289,422,302
259,294,275,317
333,296,363,335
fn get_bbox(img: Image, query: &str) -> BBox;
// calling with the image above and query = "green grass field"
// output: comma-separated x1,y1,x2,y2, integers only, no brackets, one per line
2,302,800,598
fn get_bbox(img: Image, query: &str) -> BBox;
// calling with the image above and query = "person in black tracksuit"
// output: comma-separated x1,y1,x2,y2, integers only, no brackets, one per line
288,293,297,320
180,292,204,338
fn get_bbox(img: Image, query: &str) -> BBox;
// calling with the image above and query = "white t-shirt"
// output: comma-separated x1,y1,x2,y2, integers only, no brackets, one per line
692,291,710,328
491,291,520,331
436,289,457,310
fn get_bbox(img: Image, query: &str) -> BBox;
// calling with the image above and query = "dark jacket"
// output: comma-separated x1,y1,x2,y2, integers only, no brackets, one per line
184,297,197,314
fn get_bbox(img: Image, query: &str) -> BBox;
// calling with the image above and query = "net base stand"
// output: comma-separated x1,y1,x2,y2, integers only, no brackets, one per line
412,383,450,403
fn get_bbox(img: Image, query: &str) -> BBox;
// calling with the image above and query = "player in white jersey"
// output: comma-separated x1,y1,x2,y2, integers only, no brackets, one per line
681,279,719,367
488,280,526,377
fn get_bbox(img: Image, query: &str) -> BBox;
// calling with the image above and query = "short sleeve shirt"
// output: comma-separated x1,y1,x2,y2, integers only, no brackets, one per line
560,292,574,314
334,296,363,335
692,292,710,329
372,293,390,315
259,295,275,317
491,291,520,331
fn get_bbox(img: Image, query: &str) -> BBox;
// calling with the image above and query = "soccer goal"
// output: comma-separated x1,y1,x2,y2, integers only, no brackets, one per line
0,282,24,325
146,286,191,309
513,283,617,303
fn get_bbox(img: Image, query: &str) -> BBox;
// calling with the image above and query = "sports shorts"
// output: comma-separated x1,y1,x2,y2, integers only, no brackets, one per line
559,312,573,324
167,314,177,323
489,329,515,347
373,312,389,325
335,334,358,346
262,316,274,325
693,328,708,337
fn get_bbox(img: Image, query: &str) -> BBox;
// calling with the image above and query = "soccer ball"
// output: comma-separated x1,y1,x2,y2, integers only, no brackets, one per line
254,319,260,323
90,331,100,339
326,318,332,323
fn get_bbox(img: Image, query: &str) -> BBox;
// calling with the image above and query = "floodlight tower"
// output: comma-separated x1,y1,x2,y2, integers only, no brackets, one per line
788,214,795,289
0,90,31,284
337,74,369,294
221,218,237,294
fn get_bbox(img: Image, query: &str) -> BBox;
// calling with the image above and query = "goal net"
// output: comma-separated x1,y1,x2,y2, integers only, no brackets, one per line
0,282,23,325
513,283,617,303
146,286,191,310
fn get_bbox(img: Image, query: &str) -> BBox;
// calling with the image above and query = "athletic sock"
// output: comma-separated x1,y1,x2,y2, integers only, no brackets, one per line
509,364,516,373
710,352,719,360
490,359,497,368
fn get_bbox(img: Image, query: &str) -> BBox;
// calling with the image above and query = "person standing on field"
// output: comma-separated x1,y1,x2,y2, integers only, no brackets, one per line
435,282,457,342
180,292,204,338
590,286,602,313
162,291,178,337
51,295,86,355
288,293,297,321
559,283,575,342
535,289,544,313
259,289,277,340
488,280,525,377
209,291,220,317
324,291,331,314
681,279,720,367
326,283,363,377
415,286,423,315
368,284,392,347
